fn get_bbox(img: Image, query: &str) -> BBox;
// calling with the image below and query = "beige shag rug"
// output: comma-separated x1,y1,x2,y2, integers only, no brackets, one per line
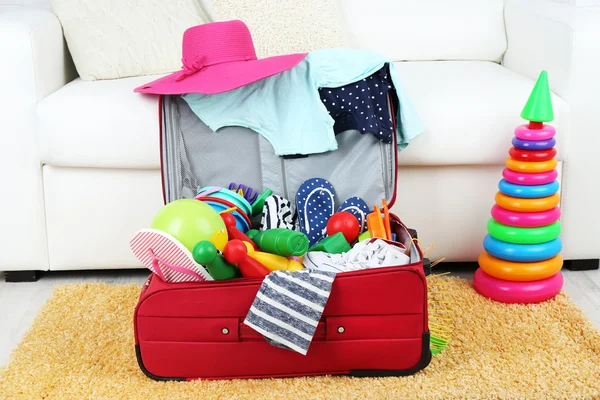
1,276,600,399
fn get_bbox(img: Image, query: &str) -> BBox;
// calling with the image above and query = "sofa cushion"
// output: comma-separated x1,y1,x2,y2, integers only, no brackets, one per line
38,61,568,169
38,75,163,169
212,0,347,58
337,0,507,62
395,61,568,166
49,0,211,80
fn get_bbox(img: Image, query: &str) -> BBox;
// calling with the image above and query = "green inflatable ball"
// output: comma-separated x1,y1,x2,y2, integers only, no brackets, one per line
151,199,228,252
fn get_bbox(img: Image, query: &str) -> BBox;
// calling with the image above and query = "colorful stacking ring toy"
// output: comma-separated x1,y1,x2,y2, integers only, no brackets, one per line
495,192,560,212
473,268,563,304
514,124,556,141
505,157,557,173
204,201,250,232
502,168,558,186
483,234,562,262
511,137,556,151
478,251,563,281
498,179,559,198
197,186,253,217
196,196,251,232
508,147,556,162
491,205,560,228
487,219,561,244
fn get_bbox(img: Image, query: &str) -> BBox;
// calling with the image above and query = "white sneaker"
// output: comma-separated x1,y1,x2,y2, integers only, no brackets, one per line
303,238,410,273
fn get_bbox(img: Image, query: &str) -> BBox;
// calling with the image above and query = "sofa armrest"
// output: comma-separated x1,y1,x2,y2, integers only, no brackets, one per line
0,8,76,109
0,9,76,271
504,0,600,260
503,0,578,99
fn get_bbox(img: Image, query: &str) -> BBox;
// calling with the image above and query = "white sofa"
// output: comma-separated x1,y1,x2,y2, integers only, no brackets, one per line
1,0,599,281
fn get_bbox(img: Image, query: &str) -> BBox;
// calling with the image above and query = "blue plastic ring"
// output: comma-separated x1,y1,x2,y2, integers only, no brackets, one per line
483,234,562,262
498,179,560,198
512,137,556,150
204,201,250,232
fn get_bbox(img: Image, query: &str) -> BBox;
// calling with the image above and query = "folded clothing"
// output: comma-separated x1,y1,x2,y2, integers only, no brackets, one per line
303,238,409,273
244,269,336,355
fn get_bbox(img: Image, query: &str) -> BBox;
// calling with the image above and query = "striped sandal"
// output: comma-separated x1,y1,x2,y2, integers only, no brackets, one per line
130,229,213,283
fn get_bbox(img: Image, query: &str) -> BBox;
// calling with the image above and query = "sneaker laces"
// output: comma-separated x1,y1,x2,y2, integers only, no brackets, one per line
329,240,397,271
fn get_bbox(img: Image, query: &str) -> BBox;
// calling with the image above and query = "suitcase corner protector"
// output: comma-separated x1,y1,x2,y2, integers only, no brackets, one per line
135,344,186,382
348,332,432,377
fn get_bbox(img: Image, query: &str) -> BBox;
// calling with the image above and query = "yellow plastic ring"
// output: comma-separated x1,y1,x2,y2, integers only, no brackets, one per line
505,157,557,173
495,192,560,212
478,251,563,281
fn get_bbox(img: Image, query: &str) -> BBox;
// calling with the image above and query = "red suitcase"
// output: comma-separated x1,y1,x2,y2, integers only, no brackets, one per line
133,94,431,380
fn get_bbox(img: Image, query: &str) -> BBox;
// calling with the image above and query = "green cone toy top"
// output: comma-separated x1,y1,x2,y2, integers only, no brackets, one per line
520,70,554,123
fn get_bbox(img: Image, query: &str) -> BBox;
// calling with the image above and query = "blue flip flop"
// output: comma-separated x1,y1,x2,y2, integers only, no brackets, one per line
337,196,370,233
296,178,336,246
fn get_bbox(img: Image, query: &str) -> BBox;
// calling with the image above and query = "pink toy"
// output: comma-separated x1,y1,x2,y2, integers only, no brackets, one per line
491,205,561,228
502,168,558,186
473,268,563,304
514,123,556,141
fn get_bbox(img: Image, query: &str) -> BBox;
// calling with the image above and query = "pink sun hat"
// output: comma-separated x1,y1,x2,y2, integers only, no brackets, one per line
134,20,307,95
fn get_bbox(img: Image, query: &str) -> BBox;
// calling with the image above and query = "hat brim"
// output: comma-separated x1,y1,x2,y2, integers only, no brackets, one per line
134,53,307,95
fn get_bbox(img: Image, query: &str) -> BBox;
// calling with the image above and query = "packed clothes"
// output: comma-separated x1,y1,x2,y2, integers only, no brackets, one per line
181,48,423,156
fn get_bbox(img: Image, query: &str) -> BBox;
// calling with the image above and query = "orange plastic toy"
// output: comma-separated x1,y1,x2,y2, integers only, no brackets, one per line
382,200,392,240
367,206,385,239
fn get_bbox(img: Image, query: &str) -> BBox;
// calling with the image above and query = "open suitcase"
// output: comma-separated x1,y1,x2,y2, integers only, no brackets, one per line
133,93,432,380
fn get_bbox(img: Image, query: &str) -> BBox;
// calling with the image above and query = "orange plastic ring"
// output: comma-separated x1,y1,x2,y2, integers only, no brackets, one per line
495,192,560,212
478,251,563,281
505,157,557,173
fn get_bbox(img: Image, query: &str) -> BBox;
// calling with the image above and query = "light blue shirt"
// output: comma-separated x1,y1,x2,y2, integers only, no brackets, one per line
183,48,424,156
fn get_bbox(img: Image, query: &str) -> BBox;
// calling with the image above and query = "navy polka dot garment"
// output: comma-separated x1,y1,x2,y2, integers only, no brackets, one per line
319,65,395,142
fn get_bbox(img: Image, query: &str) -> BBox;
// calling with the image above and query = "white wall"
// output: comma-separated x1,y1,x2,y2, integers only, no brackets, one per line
0,0,50,11
552,0,600,4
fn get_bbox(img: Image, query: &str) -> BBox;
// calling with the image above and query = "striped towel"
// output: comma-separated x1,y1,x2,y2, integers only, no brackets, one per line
244,269,337,355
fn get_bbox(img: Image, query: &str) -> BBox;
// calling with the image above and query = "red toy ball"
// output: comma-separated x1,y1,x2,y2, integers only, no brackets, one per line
327,212,360,243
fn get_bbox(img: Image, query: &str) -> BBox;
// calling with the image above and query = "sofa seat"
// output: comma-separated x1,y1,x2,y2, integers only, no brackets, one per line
37,74,165,169
37,61,569,169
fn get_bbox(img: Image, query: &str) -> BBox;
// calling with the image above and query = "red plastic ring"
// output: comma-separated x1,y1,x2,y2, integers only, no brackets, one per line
508,147,556,162
195,196,252,227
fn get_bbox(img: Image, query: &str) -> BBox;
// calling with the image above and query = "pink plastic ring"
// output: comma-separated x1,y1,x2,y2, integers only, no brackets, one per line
514,124,556,141
491,205,561,228
502,168,558,186
473,268,563,304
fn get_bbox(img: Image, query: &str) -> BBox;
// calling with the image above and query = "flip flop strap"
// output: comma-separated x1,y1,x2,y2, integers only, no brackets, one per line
148,249,206,282
302,187,335,233
340,205,367,232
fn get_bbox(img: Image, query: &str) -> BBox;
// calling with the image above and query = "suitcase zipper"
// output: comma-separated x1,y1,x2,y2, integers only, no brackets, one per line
280,156,288,200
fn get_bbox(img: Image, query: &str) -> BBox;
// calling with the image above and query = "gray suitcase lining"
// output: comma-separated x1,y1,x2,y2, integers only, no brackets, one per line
160,95,418,261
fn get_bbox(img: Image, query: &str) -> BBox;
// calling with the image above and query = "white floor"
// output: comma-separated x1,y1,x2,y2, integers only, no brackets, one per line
1,268,599,367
